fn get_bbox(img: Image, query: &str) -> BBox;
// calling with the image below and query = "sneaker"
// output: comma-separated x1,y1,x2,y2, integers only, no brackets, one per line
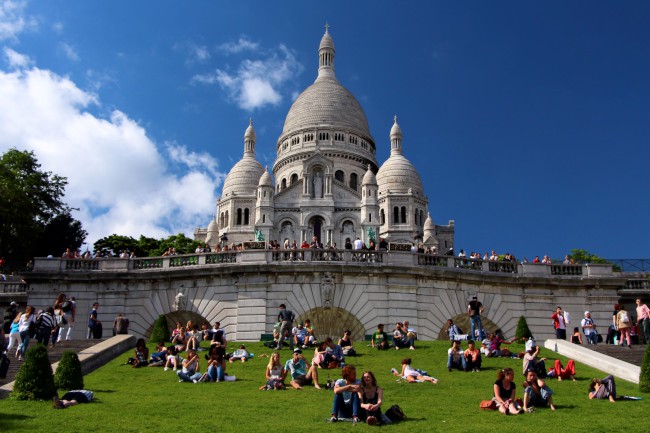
390,368,398,374
193,379,199,383
302,345,308,349
164,367,169,371
179,379,184,383
366,416,377,426
173,367,177,371
330,416,338,423
352,416,359,424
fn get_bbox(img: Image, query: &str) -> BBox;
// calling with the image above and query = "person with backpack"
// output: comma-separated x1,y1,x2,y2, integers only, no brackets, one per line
35,307,57,346
615,304,633,348
3,301,19,334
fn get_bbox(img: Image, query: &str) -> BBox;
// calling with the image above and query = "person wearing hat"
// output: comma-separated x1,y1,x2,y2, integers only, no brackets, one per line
284,348,320,390
522,338,547,378
581,311,598,345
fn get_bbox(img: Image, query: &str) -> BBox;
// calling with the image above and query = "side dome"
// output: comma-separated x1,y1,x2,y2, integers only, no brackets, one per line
221,157,264,197
377,117,424,196
282,79,371,137
258,166,274,187
362,164,377,185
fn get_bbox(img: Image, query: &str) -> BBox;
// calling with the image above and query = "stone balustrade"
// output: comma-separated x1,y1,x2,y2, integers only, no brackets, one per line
31,251,614,278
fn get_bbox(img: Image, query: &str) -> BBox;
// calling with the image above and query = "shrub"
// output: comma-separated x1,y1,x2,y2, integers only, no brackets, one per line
149,315,170,344
11,344,57,400
640,344,650,393
54,351,84,390
515,315,533,341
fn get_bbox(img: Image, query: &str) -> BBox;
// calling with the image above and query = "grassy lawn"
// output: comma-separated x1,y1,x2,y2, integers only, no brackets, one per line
0,340,647,433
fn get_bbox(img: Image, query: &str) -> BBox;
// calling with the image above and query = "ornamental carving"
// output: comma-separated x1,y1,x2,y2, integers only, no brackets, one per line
321,272,335,309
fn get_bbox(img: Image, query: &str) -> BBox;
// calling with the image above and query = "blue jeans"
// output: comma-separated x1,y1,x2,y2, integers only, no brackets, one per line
151,350,167,362
470,316,483,340
208,364,225,382
332,392,359,418
19,330,30,357
393,336,414,348
585,332,598,345
447,354,467,370
177,370,202,382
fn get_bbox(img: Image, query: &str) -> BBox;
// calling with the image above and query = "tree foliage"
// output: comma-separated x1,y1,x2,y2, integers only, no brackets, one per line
0,149,86,264
54,351,84,391
12,344,57,400
515,315,533,341
567,249,610,265
93,233,202,257
640,344,650,393
149,315,171,343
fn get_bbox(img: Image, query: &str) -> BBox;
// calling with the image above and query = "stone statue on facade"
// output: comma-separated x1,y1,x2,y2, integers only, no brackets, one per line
367,227,376,242
174,286,187,311
321,272,335,309
313,172,323,198
254,229,265,241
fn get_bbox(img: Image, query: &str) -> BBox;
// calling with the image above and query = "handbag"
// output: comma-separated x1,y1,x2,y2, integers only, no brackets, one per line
385,404,406,421
480,399,497,410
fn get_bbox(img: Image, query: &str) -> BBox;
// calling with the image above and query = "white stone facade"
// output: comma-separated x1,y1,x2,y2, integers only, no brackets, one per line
197,28,454,249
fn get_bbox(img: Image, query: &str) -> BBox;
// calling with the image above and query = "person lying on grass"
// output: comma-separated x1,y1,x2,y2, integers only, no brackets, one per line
522,368,556,412
546,359,576,381
391,358,438,383
53,390,94,409
230,344,250,363
589,375,617,403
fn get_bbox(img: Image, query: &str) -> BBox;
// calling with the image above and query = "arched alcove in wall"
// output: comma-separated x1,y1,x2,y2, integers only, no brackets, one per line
297,306,364,343
437,313,501,341
145,310,208,339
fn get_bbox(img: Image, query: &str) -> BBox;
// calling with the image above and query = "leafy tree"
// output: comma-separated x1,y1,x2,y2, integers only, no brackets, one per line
137,235,161,257
0,149,86,264
515,315,533,341
54,351,84,390
154,233,203,256
567,249,610,265
93,234,139,257
12,344,57,400
149,315,170,343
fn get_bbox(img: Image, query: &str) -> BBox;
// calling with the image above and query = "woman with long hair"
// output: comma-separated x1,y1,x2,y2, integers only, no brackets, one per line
392,358,438,383
493,368,521,415
17,306,35,360
357,371,383,425
7,312,22,357
260,352,285,390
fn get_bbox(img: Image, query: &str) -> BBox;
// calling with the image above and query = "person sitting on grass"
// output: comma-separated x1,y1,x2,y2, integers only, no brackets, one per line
323,337,345,367
447,340,468,372
392,358,438,383
164,346,182,371
206,343,226,382
229,344,250,363
312,341,328,368
132,338,149,368
170,322,185,347
486,330,516,358
447,319,468,341
371,324,389,350
148,341,167,367
358,370,383,426
392,322,415,350
304,319,317,346
330,364,361,422
546,359,576,381
522,339,547,378
260,352,286,390
522,368,555,412
292,321,309,348
285,348,321,390
464,340,482,372
177,348,201,383
589,375,617,403
493,368,521,415
53,390,94,409
338,330,355,356
185,323,201,351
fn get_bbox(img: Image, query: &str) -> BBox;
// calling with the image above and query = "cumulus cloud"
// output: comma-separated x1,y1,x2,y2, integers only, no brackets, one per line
3,46,30,68
193,44,303,110
59,41,79,61
218,36,259,54
0,0,36,41
0,65,225,248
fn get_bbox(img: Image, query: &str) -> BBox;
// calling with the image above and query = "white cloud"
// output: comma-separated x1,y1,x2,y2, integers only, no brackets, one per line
0,65,225,250
173,41,211,65
51,21,63,33
0,0,36,41
193,44,303,110
59,42,79,61
3,46,30,68
218,36,259,54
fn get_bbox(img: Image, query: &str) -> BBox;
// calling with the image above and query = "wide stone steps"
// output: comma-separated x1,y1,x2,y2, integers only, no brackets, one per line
1,339,107,386
585,342,647,367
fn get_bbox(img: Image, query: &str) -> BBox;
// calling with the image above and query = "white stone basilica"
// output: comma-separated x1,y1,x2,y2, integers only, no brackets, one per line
196,27,454,250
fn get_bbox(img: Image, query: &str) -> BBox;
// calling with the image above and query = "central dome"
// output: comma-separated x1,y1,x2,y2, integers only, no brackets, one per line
282,78,371,137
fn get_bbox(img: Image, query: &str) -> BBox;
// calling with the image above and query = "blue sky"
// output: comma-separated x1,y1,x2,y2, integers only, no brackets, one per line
1,1,648,259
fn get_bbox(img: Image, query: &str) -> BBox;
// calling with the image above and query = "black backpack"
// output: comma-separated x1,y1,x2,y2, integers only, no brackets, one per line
61,300,73,312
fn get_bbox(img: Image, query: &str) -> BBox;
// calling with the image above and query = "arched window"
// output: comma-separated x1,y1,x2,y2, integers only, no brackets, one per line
335,170,344,182
415,208,419,226
350,173,358,191
380,209,385,225
262,214,266,223
393,207,399,224
244,208,250,225
281,178,287,190
225,210,229,226
220,212,224,227
290,173,298,184
236,208,242,225
400,207,406,224
369,213,372,222
420,210,424,227
263,190,267,197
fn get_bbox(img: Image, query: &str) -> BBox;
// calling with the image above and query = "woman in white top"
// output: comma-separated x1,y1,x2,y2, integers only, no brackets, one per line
17,306,35,360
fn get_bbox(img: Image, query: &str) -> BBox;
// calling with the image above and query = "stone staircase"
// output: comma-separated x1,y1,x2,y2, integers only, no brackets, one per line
1,338,107,386
586,343,647,367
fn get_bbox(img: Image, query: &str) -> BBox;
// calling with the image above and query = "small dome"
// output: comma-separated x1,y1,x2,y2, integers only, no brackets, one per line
423,213,435,231
244,118,256,141
222,157,264,197
377,154,424,196
362,164,376,185
390,116,403,140
258,166,273,187
320,26,335,51
207,216,218,233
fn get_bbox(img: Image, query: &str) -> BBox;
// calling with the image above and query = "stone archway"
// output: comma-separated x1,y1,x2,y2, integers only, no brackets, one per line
297,307,364,343
437,313,500,340
145,310,208,339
